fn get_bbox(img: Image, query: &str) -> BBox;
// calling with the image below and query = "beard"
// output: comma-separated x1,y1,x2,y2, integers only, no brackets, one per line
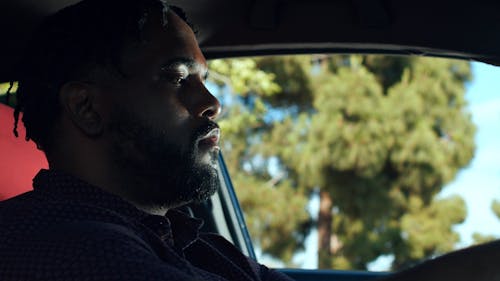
107,107,220,210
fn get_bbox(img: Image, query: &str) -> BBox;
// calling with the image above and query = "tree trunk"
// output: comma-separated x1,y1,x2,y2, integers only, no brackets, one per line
318,190,333,269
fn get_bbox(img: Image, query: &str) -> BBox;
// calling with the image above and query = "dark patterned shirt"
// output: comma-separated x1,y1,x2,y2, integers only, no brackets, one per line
0,170,293,281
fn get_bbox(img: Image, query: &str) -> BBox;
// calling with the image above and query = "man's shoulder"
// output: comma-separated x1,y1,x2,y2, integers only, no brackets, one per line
0,190,138,243
0,196,158,277
36,220,155,253
0,197,218,281
0,190,44,226
0,218,192,280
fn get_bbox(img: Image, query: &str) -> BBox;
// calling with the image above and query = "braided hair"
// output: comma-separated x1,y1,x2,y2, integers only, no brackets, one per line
11,0,193,151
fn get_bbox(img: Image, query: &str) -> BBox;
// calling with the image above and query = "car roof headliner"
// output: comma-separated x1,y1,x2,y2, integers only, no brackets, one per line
1,0,499,82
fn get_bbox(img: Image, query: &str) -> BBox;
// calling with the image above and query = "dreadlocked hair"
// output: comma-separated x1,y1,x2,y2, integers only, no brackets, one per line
14,0,194,151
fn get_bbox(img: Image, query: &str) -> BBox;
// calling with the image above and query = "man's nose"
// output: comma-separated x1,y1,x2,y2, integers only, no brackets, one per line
192,84,221,120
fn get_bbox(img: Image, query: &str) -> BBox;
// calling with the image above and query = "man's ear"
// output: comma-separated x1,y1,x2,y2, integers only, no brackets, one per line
59,82,104,137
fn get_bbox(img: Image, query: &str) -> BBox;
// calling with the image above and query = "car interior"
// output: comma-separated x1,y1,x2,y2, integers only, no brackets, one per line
1,1,500,280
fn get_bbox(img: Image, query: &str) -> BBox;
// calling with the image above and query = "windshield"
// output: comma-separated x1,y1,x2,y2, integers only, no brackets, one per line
207,54,500,271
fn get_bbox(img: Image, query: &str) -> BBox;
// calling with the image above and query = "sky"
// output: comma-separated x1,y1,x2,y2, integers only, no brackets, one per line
439,62,500,245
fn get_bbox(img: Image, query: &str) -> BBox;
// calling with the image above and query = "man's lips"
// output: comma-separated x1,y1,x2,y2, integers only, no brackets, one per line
197,128,221,149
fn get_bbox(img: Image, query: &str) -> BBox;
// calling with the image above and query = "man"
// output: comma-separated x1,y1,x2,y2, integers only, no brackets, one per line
2,1,500,281
0,0,292,280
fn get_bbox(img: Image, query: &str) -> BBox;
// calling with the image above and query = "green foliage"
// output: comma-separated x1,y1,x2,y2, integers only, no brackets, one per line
256,56,314,110
209,59,281,97
212,55,475,270
492,199,500,219
397,195,466,267
231,172,310,263
472,233,497,245
208,58,311,265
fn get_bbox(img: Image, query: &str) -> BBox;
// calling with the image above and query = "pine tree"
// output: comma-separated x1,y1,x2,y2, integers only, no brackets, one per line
210,55,475,269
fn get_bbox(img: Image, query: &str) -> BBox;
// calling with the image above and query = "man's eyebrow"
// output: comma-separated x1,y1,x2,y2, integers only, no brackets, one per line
161,57,209,78
161,57,205,71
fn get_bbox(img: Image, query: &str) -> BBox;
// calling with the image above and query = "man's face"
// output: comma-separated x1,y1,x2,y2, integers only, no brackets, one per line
98,10,221,209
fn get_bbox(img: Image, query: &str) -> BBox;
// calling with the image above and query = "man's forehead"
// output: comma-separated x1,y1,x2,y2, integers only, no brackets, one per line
117,9,206,76
141,8,192,38
155,13,207,70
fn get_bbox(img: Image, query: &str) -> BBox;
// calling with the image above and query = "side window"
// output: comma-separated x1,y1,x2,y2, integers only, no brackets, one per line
0,82,48,201
208,55,500,271
0,82,16,107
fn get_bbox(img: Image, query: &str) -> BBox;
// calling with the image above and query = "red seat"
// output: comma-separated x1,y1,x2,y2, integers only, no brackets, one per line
0,103,47,200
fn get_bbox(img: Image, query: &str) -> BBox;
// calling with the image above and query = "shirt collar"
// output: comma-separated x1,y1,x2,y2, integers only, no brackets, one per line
166,209,204,251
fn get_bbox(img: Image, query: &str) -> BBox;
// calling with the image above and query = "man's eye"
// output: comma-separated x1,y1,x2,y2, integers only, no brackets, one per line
162,73,188,85
160,65,190,86
171,76,186,85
